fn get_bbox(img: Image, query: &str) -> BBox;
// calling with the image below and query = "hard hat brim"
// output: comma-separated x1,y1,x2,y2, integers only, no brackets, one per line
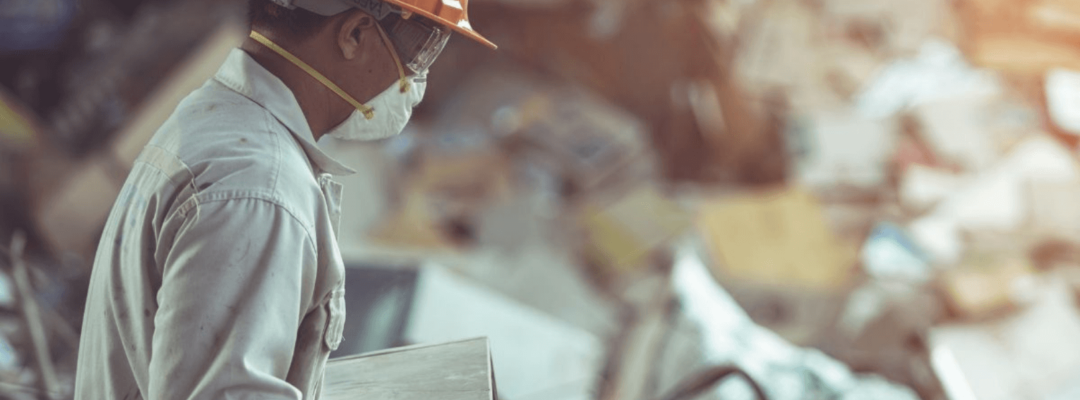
295,0,497,50
388,1,497,50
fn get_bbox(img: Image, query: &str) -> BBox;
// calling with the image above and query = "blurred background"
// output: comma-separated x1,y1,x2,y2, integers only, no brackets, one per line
4,0,1080,399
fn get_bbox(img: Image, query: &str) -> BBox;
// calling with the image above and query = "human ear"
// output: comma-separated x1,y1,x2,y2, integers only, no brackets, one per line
338,11,377,60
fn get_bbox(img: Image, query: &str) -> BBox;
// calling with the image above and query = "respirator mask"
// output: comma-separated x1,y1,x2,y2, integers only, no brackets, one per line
249,7,450,140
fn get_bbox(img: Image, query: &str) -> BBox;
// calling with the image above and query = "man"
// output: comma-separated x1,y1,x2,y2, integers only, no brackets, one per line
73,0,495,398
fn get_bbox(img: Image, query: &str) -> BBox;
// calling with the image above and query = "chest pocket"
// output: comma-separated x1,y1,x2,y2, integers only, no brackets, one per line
324,287,346,351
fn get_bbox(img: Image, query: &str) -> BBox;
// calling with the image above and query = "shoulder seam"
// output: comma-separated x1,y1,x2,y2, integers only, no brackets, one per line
189,193,317,253
138,144,197,188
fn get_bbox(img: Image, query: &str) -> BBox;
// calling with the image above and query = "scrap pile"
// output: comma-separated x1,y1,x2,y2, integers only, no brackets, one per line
357,0,1080,398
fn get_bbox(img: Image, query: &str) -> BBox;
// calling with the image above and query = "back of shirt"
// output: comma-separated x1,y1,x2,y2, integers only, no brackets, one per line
74,49,348,400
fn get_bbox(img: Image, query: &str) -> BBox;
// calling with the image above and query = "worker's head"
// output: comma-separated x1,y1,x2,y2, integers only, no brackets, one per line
246,0,495,140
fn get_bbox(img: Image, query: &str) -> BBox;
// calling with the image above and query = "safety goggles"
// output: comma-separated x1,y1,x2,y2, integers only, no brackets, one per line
376,11,450,74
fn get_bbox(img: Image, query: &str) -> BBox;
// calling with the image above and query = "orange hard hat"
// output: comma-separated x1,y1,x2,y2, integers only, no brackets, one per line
286,0,497,49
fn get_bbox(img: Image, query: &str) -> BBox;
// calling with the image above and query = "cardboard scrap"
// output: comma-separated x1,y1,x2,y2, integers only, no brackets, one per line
578,185,690,273
698,187,857,292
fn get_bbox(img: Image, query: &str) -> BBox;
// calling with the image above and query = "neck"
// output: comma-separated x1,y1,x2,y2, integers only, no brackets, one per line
241,38,353,142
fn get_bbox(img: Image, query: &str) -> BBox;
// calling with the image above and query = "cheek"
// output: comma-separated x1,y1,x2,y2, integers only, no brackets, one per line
345,47,401,102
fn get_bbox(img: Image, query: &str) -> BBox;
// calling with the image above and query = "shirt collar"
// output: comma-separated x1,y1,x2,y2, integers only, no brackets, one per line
213,48,356,176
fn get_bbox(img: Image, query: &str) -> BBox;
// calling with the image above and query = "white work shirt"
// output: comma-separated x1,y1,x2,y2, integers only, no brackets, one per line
75,48,355,399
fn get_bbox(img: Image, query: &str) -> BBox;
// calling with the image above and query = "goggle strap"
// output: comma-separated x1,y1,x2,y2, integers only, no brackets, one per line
374,23,411,93
249,31,376,120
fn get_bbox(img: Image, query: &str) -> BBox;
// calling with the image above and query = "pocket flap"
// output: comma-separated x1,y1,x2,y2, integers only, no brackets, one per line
324,288,346,351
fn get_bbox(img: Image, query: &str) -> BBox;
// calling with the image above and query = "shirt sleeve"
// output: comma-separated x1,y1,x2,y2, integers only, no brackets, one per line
148,196,317,399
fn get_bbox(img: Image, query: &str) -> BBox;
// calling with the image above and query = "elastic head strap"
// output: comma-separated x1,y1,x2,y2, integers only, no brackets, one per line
374,23,410,93
249,30,376,120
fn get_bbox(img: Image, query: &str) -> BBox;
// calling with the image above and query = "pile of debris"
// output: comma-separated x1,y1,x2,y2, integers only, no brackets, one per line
353,0,1080,399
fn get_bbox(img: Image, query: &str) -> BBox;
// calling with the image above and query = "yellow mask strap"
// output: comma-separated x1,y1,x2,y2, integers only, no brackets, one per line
249,31,376,120
373,23,410,93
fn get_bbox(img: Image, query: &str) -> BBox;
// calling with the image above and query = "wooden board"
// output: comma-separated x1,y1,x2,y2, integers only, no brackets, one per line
323,337,495,400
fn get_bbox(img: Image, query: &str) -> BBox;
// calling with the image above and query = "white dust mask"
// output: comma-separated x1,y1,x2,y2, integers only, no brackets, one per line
327,70,426,141
249,24,426,142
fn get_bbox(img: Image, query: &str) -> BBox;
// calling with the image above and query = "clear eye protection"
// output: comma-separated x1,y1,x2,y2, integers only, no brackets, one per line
377,12,450,75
